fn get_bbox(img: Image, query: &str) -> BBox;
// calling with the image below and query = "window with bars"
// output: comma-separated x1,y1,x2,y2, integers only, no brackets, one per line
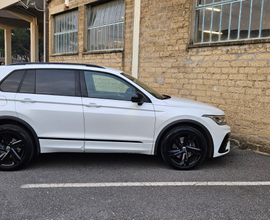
194,0,270,44
87,0,125,52
54,10,78,54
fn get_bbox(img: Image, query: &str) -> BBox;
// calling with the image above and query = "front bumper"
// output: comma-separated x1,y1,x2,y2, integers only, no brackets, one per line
210,124,231,158
218,133,231,153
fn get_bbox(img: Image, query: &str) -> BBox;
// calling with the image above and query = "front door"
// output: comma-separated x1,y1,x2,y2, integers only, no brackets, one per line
82,71,156,154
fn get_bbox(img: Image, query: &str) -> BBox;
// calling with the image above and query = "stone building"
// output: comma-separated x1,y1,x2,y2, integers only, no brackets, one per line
48,0,270,154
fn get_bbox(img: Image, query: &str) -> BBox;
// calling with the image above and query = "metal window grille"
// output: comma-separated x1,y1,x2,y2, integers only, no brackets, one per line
87,0,125,52
54,10,78,54
194,0,270,44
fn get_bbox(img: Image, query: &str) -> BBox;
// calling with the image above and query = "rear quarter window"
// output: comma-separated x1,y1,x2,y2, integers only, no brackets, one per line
0,70,25,93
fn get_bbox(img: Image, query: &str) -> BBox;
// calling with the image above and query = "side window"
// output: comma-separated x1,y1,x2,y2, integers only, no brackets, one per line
20,70,35,93
84,71,136,101
0,70,25,92
36,69,76,96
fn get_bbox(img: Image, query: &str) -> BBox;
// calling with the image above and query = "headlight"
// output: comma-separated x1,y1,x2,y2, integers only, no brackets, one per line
203,115,227,125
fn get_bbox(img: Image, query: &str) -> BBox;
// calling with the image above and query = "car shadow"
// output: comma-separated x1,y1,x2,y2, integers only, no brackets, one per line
25,148,238,171
27,153,168,170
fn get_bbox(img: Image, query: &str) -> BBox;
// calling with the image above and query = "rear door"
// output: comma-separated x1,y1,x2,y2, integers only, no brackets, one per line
0,70,25,117
15,69,85,153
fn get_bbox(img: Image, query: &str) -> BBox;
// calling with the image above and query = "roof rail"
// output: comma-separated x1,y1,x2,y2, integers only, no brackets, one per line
9,62,105,69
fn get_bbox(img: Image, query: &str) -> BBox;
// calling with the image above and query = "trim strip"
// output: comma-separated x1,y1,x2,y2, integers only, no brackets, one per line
39,137,142,143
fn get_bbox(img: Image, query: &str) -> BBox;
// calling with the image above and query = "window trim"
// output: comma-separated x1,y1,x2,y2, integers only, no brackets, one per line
188,37,270,49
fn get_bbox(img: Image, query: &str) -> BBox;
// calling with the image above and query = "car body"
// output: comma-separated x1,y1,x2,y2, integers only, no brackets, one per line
0,63,230,171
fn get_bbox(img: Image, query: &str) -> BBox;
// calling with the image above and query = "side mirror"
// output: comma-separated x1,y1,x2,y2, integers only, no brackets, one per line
131,92,144,105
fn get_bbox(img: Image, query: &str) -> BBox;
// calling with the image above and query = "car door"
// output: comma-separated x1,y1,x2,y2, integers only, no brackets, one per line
81,70,156,154
0,70,25,117
15,69,85,153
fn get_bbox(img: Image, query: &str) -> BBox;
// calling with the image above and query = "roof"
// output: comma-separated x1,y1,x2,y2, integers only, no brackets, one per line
2,62,124,75
9,62,105,69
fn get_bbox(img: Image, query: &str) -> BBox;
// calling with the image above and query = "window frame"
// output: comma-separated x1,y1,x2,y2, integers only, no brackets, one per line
53,10,79,54
194,0,270,45
86,0,125,52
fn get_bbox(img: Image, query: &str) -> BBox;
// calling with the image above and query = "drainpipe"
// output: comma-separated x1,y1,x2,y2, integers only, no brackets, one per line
131,0,141,78
43,0,46,62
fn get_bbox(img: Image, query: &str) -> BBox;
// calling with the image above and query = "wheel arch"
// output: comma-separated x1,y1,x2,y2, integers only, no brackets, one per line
0,116,40,155
154,120,214,158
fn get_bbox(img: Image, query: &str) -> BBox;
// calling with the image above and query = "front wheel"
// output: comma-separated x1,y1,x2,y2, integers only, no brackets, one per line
161,126,207,170
0,124,34,171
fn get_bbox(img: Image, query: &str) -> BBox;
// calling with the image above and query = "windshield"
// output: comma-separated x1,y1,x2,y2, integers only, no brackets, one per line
121,73,166,99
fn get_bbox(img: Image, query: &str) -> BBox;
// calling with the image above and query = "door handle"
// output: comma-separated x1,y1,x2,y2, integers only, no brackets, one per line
85,103,101,108
20,98,36,103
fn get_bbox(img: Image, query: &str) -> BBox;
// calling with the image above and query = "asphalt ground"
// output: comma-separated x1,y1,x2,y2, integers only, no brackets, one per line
0,147,270,220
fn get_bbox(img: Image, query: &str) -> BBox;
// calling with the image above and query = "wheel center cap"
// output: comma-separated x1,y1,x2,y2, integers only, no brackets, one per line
6,146,10,151
182,146,187,152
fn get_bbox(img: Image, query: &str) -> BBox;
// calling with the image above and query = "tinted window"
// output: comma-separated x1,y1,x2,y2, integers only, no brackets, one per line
0,70,24,92
20,70,35,93
84,71,136,101
36,69,75,96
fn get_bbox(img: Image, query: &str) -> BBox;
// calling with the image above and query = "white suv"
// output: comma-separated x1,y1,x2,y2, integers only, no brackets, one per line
0,63,230,171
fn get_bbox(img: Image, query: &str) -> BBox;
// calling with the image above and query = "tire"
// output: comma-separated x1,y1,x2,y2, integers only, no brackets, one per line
161,126,207,170
0,124,34,171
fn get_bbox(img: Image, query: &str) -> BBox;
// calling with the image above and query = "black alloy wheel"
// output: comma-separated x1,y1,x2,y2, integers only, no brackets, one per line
0,124,34,171
161,126,207,170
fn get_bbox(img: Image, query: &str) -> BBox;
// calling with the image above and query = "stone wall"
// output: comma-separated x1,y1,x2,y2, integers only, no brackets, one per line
48,0,270,154
139,0,270,153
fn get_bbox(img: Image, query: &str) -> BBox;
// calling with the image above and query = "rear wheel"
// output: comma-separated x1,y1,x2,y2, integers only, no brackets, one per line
161,126,207,170
0,124,34,171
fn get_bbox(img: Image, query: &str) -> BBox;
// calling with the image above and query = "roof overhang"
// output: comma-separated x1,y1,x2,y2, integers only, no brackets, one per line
0,1,44,31
0,0,19,10
0,10,29,29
